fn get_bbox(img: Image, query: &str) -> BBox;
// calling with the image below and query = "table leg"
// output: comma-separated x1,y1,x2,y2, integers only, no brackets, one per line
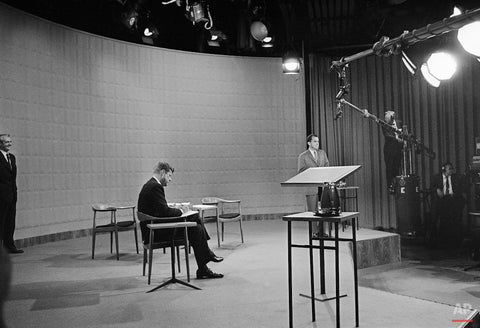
335,222,340,328
308,221,316,322
352,217,359,327
288,221,293,328
319,222,326,294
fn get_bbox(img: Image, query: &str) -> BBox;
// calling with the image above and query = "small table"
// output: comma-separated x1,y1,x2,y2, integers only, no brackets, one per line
337,186,359,230
192,204,218,229
283,211,359,328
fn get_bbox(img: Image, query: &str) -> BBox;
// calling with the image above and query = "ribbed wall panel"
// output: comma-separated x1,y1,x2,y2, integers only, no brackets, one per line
0,4,307,239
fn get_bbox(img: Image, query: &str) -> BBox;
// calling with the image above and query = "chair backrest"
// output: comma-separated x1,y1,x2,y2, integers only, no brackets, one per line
137,211,191,247
92,204,116,211
137,211,184,224
201,197,219,205
202,197,241,216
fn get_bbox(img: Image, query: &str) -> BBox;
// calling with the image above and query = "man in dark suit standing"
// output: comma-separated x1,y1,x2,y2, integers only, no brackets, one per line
297,134,329,237
137,161,223,279
0,134,23,254
297,134,329,173
431,162,466,246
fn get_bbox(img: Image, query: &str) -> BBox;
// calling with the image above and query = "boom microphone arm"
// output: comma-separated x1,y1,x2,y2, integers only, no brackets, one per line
331,7,480,69
338,98,436,159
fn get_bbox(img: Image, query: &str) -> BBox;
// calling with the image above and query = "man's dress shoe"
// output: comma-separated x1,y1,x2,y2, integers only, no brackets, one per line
6,247,24,254
196,268,224,279
210,255,223,263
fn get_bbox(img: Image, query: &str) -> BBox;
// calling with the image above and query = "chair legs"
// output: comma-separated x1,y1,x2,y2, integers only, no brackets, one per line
114,230,120,260
91,232,96,259
176,246,181,273
92,206,138,260
216,219,221,248
148,245,154,285
146,243,200,293
216,219,245,247
133,227,139,254
143,248,147,276
239,218,244,243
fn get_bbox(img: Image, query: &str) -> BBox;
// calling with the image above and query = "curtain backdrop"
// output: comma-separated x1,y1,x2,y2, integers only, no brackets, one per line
308,53,480,229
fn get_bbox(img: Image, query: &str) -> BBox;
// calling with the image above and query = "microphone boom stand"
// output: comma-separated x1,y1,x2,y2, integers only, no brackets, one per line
337,98,436,159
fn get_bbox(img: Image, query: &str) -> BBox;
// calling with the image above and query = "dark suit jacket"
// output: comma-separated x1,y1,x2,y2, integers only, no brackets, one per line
137,178,182,243
431,172,466,222
0,152,17,204
297,149,329,173
431,173,466,198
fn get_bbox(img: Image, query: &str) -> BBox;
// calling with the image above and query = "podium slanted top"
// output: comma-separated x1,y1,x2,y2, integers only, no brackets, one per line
281,165,361,187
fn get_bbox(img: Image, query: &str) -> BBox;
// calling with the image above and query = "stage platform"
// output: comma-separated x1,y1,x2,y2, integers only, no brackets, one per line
351,227,401,269
4,219,476,328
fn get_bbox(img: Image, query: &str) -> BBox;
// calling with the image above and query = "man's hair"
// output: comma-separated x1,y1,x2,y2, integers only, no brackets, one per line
0,134,10,139
442,162,453,172
153,162,174,174
384,111,395,123
306,134,318,144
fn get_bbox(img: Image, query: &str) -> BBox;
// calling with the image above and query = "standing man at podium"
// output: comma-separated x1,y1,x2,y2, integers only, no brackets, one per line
297,134,329,237
297,134,329,173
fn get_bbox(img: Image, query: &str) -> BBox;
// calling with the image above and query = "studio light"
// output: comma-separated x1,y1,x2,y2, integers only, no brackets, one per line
457,21,480,57
188,2,207,24
282,51,301,74
209,29,226,41
122,10,139,30
261,36,274,48
425,51,457,80
250,21,268,41
144,27,158,37
401,51,417,75
420,63,440,87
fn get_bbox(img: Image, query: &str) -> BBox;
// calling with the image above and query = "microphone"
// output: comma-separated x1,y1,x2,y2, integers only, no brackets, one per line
335,88,345,100
334,102,343,120
335,83,350,100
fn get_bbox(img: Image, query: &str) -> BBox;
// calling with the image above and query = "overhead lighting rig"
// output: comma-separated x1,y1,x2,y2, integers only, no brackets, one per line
162,0,213,30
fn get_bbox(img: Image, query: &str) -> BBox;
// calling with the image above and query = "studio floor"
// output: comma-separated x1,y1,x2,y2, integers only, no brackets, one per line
3,219,480,328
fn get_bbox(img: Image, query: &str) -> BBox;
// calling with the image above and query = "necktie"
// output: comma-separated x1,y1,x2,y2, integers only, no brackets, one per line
5,153,11,168
313,151,318,162
445,176,450,195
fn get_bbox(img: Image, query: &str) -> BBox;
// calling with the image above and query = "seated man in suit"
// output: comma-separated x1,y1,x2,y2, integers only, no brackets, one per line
431,162,466,247
137,161,223,279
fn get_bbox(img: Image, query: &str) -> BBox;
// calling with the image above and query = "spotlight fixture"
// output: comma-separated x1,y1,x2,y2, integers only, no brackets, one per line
250,20,269,41
163,0,213,30
209,29,226,42
261,36,274,48
452,6,480,58
458,21,480,57
185,1,213,29
282,51,301,74
143,27,158,38
425,51,457,80
122,9,139,30
401,51,417,75
420,63,440,87
187,2,207,23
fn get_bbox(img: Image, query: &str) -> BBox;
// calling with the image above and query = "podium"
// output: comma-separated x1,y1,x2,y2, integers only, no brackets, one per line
281,166,362,214
281,166,361,328
281,165,362,188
